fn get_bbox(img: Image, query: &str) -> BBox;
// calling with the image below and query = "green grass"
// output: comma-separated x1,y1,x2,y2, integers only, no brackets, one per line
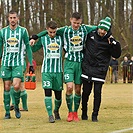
0,81,132,133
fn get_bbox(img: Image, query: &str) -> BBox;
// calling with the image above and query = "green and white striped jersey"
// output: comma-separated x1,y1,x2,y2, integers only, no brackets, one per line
57,24,97,62
0,25,32,66
31,34,63,73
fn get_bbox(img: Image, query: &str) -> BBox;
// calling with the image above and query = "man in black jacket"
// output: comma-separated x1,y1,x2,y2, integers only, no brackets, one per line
81,17,121,122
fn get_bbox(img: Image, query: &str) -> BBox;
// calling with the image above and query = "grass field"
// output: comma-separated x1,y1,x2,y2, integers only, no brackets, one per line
0,80,132,133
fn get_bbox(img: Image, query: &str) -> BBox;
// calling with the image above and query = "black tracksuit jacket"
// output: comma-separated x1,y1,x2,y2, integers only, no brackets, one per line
81,29,121,83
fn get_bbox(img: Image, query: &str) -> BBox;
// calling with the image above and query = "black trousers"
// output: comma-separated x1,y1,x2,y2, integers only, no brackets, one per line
123,68,129,83
82,79,103,116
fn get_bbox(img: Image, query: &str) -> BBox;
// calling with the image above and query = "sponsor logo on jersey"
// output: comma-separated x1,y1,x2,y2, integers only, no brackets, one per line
7,37,19,46
69,45,83,52
47,43,59,51
46,53,60,58
70,36,82,45
7,47,19,53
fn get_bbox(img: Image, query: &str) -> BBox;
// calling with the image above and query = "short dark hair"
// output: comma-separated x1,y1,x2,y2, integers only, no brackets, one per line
8,10,18,17
71,12,82,19
46,20,57,29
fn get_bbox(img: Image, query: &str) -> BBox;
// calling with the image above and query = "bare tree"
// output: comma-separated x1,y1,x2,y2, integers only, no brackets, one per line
39,0,45,30
52,0,65,26
88,0,95,24
78,0,88,24
19,0,24,26
65,0,72,25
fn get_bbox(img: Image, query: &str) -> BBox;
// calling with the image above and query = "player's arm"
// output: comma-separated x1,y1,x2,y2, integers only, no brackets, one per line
56,26,66,36
31,38,42,52
37,30,48,38
30,30,47,46
30,26,66,46
85,24,97,33
30,30,48,40
30,25,67,39
23,29,33,66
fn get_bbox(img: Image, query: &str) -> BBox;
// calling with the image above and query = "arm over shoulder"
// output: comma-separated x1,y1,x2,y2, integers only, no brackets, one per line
84,24,97,33
31,38,42,52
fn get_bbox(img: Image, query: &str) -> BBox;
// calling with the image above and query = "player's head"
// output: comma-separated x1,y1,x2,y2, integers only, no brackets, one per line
124,56,128,61
8,10,19,28
97,16,111,37
131,56,133,61
46,20,57,38
70,12,82,30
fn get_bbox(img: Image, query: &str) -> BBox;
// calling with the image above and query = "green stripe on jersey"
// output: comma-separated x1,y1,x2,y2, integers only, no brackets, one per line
41,34,63,73
0,25,28,66
63,24,95,62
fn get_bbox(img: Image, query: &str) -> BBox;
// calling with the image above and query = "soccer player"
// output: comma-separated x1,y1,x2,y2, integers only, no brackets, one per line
31,20,63,123
81,17,121,122
0,10,34,119
30,12,97,122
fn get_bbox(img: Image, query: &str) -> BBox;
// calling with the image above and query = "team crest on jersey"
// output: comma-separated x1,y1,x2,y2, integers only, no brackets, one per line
7,37,19,46
70,36,82,45
47,43,59,51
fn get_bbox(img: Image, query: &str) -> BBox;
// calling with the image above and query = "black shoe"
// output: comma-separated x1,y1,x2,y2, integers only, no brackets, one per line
49,115,55,123
10,105,14,111
81,109,88,120
14,108,21,119
54,110,61,120
92,115,98,122
4,113,11,119
81,115,88,120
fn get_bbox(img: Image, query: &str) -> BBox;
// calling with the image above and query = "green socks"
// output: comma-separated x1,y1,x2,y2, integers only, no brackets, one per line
10,86,15,105
20,90,28,110
54,99,62,112
13,90,21,108
66,94,81,112
74,94,81,112
66,94,73,112
44,96,52,116
3,90,10,114
10,86,28,110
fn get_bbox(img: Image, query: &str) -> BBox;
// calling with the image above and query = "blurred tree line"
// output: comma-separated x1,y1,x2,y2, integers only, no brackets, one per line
0,0,133,64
